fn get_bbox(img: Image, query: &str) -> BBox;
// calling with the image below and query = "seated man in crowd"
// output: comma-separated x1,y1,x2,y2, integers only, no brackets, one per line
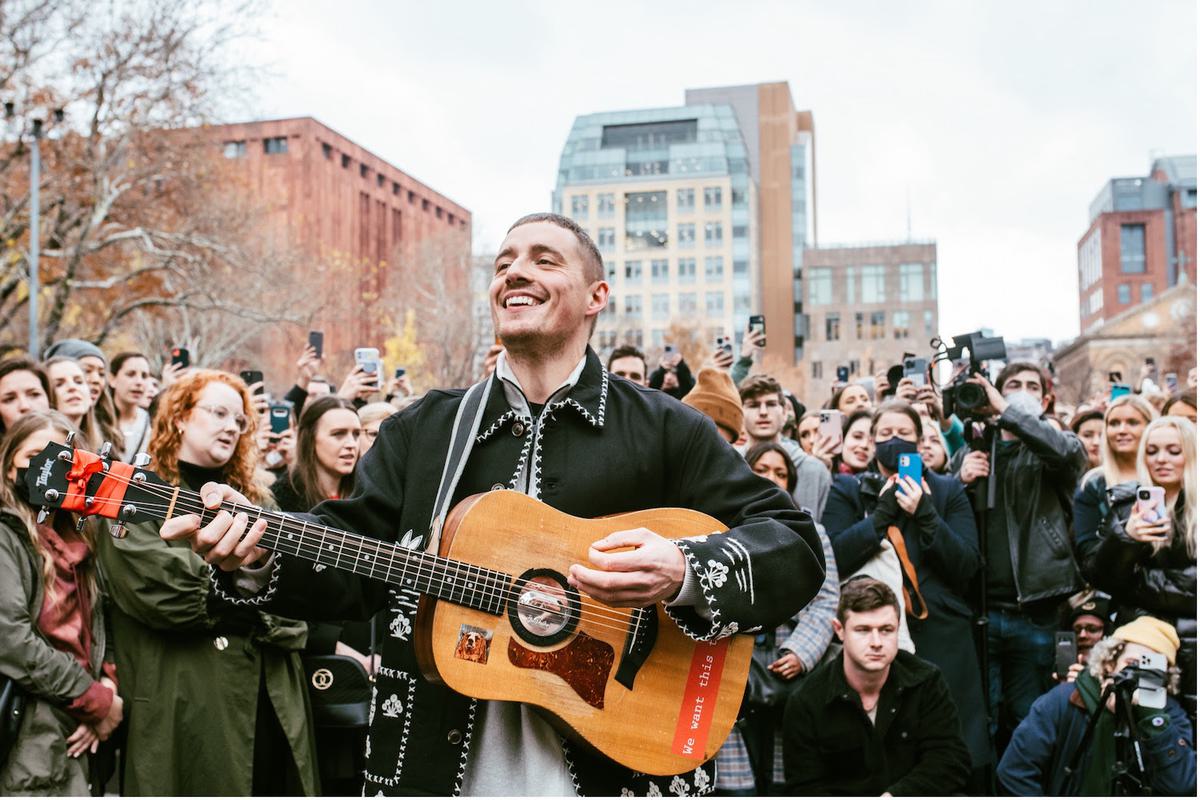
998,616,1196,796
783,577,970,796
739,374,831,519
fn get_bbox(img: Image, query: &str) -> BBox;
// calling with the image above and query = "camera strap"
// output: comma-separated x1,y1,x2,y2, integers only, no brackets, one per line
426,373,494,554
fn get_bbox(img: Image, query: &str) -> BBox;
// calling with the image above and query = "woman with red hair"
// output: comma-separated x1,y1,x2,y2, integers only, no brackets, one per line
94,370,318,795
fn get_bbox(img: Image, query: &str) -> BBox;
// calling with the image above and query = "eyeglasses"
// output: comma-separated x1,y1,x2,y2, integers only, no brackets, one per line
197,404,251,434
1073,623,1105,635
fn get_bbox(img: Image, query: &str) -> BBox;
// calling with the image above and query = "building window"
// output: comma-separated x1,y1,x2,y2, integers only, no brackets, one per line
1118,283,1132,304
651,329,666,348
571,195,589,219
1141,282,1154,303
360,164,370,179
704,256,724,281
899,264,924,302
1120,224,1146,273
263,137,288,155
732,224,748,240
677,188,695,213
855,312,865,339
597,193,615,218
812,361,823,380
706,291,724,317
924,310,935,336
652,293,670,320
733,259,748,276
734,293,751,314
809,267,833,306
677,223,696,248
1087,288,1103,315
846,267,857,304
861,265,886,303
678,292,697,314
222,140,246,158
651,259,669,283
597,227,615,251
704,222,724,247
421,199,430,211
870,311,886,339
703,186,723,211
392,181,401,195
624,295,643,316
376,174,385,188
625,191,668,250
321,142,333,160
893,310,911,339
825,312,840,341
407,190,415,203
678,258,696,283
624,260,643,284
605,261,616,282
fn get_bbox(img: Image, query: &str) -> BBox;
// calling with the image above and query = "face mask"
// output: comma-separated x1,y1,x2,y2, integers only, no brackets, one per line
12,467,31,506
874,436,918,472
1004,389,1044,418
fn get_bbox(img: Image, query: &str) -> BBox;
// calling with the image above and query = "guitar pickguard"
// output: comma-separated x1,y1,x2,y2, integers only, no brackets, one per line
507,632,614,709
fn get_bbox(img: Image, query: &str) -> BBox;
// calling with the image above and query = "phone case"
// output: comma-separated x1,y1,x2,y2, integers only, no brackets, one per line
898,453,922,492
1136,486,1167,522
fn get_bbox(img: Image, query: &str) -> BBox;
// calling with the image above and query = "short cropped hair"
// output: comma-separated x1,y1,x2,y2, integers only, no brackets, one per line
739,374,785,406
507,213,605,283
995,361,1051,398
607,345,647,373
837,576,901,623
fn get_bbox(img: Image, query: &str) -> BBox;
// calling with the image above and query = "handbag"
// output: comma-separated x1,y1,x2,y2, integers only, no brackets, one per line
0,673,27,769
302,654,371,729
743,629,793,708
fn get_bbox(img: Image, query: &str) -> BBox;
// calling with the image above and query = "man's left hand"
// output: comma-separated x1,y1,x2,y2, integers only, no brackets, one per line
966,374,1008,417
569,528,686,607
768,652,804,680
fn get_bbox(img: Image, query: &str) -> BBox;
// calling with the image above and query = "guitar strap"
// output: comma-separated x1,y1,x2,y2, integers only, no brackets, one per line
426,372,494,554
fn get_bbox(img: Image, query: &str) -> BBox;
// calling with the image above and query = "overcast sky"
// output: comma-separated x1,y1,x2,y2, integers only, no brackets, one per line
242,0,1196,344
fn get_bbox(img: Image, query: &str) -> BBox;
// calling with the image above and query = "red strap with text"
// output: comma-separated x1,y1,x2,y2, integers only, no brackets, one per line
671,638,730,761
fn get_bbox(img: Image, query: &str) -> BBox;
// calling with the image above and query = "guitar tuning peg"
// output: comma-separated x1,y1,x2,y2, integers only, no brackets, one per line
36,507,48,524
64,431,76,447
98,441,113,460
76,515,90,532
133,452,152,468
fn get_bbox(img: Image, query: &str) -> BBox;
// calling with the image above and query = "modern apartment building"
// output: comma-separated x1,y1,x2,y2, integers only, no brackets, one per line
201,117,471,380
800,241,940,410
1077,155,1196,333
553,83,816,364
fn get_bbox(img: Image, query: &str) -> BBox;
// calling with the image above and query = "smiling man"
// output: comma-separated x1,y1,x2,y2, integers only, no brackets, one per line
160,212,825,796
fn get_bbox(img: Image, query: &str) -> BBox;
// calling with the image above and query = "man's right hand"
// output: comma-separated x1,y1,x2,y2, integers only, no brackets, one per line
160,482,269,571
741,326,765,359
296,345,321,390
959,450,990,485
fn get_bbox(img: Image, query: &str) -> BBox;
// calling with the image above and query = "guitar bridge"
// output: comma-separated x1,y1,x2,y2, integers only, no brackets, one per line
614,606,658,690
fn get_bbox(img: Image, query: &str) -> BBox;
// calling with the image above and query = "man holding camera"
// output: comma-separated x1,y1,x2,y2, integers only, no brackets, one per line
998,616,1196,796
949,361,1087,750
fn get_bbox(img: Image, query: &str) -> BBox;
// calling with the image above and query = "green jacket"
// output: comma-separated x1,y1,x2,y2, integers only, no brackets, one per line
0,513,110,796
93,477,319,796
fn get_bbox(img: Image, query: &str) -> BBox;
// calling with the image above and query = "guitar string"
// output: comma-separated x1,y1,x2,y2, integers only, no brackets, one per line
51,481,656,634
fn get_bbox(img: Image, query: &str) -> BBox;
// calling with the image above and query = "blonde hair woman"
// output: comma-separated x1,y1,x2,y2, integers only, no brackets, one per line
1074,395,1157,572
1089,416,1196,711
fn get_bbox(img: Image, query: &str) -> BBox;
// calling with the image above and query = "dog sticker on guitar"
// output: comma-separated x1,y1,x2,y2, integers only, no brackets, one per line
454,624,492,664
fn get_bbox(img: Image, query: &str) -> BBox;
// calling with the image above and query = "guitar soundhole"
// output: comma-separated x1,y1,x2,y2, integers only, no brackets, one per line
507,569,580,647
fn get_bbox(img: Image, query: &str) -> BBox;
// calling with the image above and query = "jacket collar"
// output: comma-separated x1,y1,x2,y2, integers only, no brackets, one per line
476,347,609,443
820,649,932,706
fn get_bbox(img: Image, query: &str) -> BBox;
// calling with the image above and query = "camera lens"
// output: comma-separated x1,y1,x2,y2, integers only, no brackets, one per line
1138,489,1150,500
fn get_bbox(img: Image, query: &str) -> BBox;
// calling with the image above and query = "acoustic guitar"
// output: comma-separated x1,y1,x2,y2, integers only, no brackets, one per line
26,441,752,776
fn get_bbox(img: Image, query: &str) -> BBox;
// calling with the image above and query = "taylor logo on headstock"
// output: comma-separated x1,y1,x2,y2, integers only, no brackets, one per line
36,457,53,488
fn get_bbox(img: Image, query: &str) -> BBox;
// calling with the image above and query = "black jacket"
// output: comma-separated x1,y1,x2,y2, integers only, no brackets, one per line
948,404,1086,605
783,649,971,795
215,348,825,796
821,469,990,767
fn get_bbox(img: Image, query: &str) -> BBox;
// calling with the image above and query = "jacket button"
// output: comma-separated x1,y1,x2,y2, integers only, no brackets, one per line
900,731,908,739
512,422,525,437
490,483,506,492
447,729,463,745
214,636,229,651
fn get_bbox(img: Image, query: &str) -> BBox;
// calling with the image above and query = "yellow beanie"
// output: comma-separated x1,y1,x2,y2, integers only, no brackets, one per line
683,368,744,441
1113,616,1180,666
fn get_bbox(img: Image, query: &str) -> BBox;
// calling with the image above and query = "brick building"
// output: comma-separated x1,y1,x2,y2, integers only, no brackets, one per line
1077,156,1195,333
200,117,471,383
800,240,939,410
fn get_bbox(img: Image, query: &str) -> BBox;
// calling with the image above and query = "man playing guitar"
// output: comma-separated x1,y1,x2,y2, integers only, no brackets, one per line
160,213,825,796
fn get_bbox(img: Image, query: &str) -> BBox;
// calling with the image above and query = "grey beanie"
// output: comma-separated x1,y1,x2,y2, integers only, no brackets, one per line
44,338,107,365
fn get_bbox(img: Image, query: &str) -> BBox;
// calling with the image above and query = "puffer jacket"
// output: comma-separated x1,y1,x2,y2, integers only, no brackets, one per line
0,513,113,796
949,403,1087,605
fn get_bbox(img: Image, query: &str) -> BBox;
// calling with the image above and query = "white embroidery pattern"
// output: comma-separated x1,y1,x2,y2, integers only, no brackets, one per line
450,699,479,797
398,529,424,550
670,775,689,796
507,421,535,490
620,790,636,797
381,693,403,718
364,666,417,791
718,622,739,638
693,766,710,793
389,613,412,640
208,555,281,607
646,781,663,797
699,559,729,589
665,540,728,642
476,409,519,443
313,563,327,573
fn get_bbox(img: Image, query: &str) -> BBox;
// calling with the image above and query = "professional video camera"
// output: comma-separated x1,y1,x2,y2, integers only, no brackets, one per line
936,331,1008,421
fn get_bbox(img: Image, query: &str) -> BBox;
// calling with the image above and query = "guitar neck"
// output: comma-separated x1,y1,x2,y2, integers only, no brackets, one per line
167,487,509,616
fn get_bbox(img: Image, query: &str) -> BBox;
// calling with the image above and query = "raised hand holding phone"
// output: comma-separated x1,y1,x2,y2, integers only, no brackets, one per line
1125,502,1172,543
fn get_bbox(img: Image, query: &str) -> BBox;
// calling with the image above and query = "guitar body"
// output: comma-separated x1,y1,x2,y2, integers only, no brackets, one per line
413,490,752,777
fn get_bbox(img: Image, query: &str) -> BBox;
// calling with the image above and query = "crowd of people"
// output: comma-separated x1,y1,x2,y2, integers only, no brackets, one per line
0,214,1195,797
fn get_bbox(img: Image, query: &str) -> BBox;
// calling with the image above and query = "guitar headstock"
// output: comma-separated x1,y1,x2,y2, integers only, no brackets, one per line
25,440,172,537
